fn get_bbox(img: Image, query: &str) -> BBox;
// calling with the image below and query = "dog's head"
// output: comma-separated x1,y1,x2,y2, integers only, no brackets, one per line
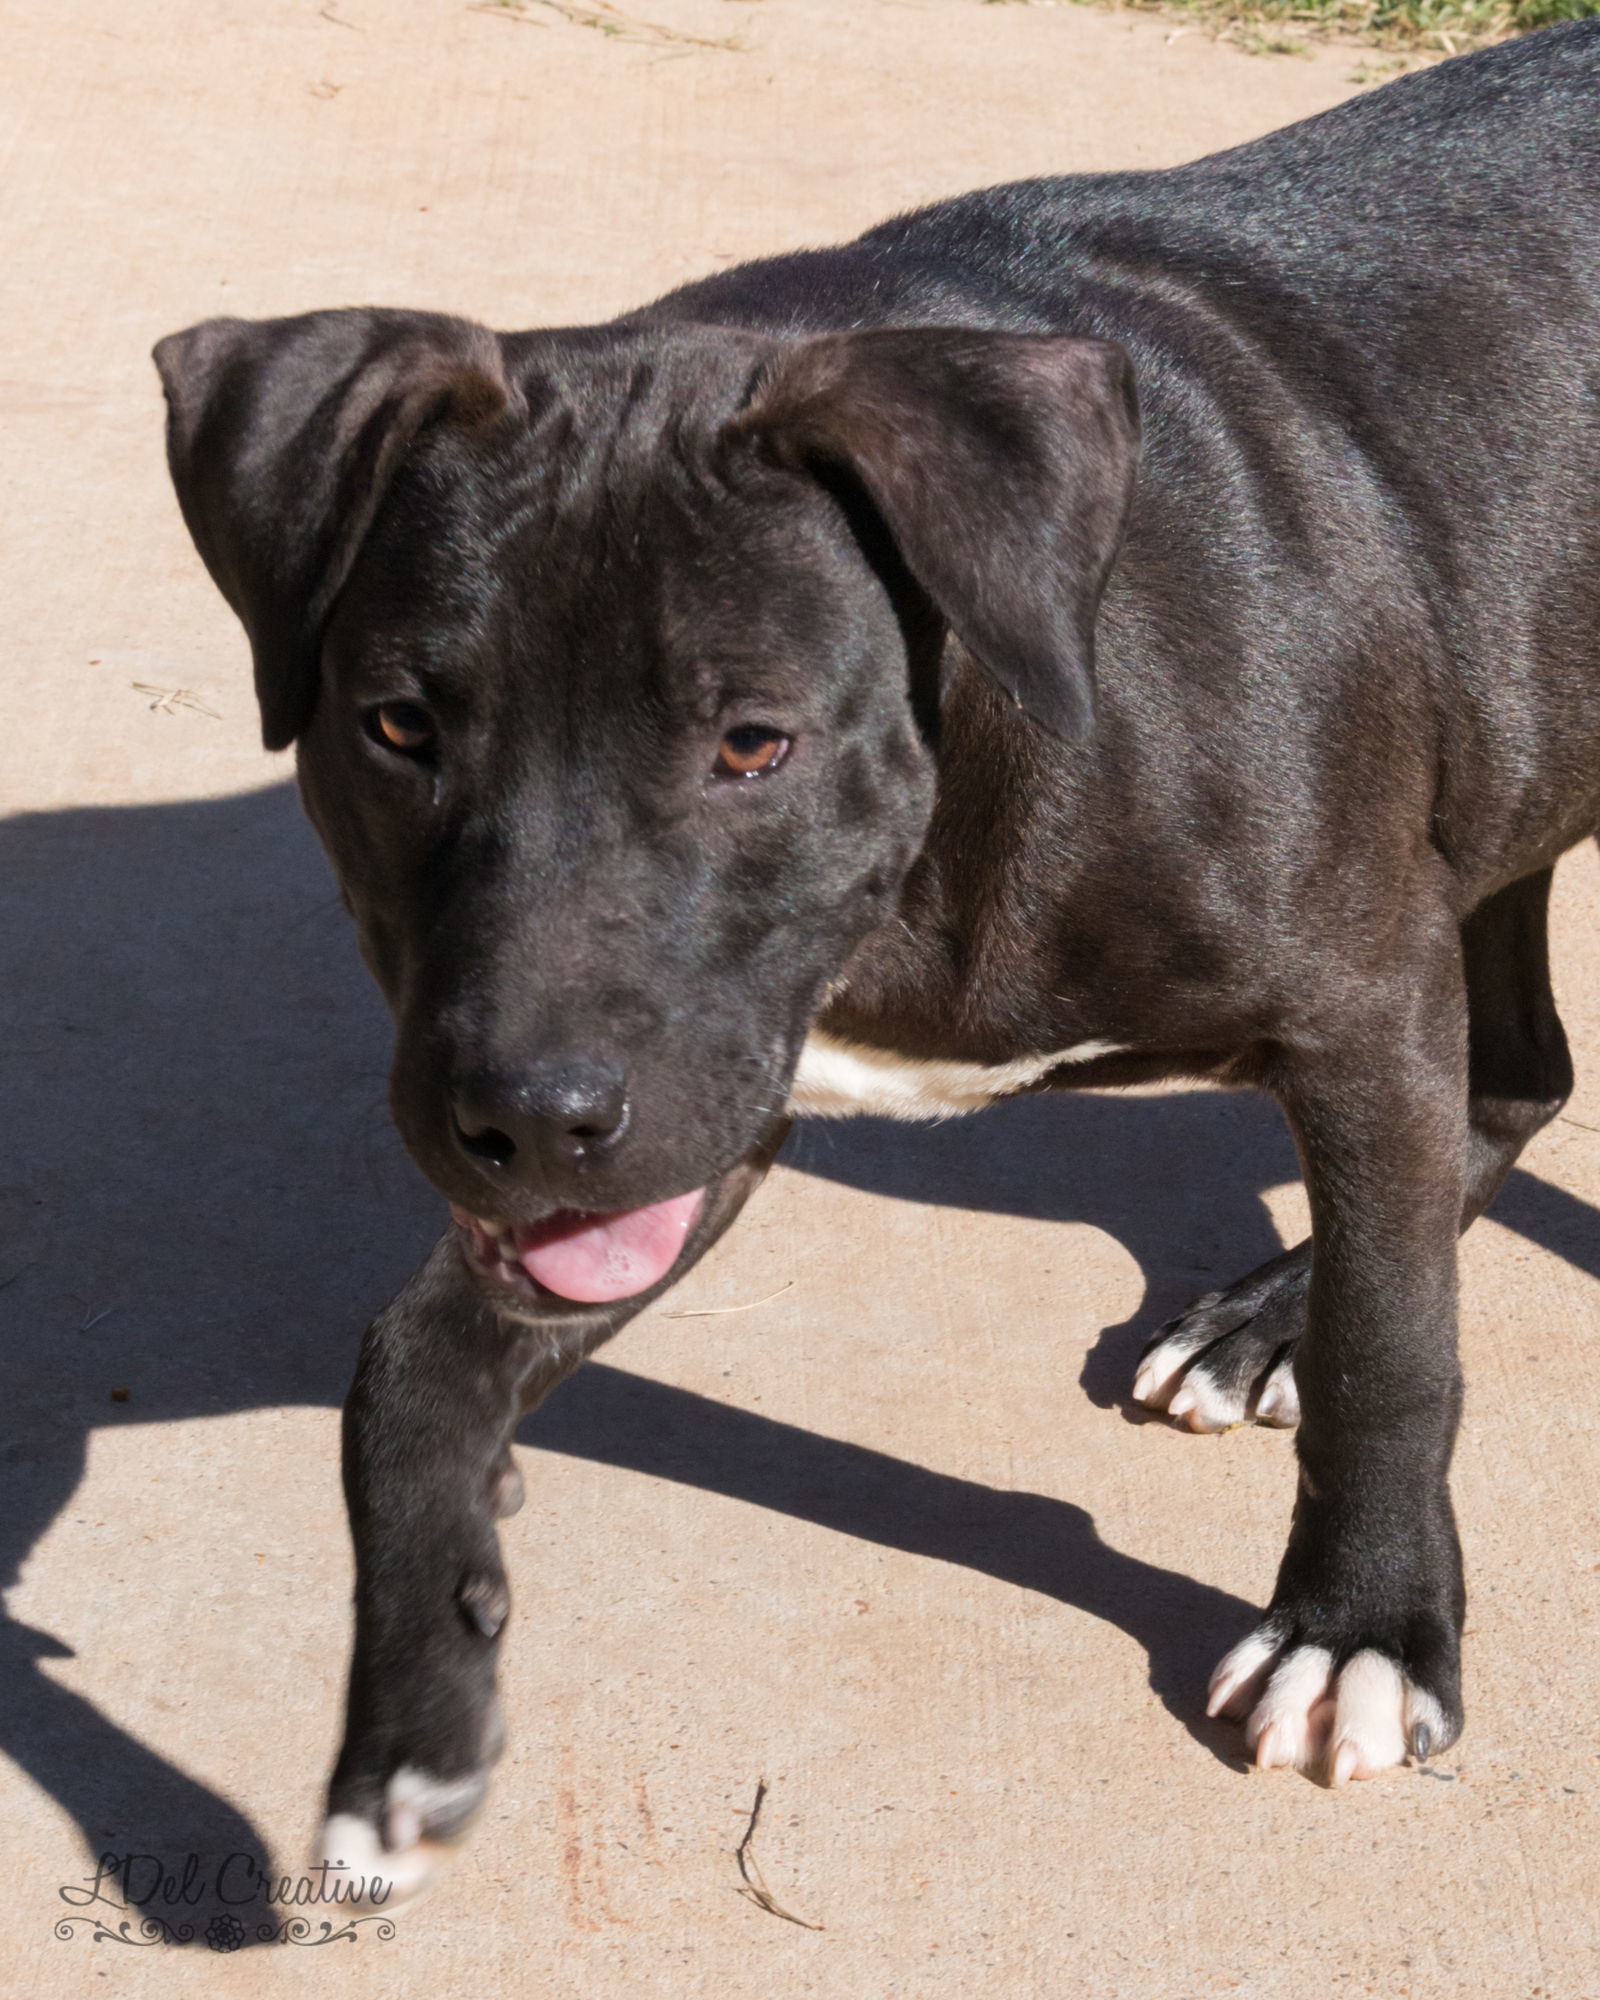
154,308,1137,1308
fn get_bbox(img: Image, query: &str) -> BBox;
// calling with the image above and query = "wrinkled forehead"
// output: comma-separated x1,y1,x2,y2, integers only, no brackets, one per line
338,334,884,709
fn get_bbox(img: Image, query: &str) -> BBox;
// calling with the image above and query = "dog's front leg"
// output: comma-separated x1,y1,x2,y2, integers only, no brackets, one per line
1208,923,1469,1783
313,1233,582,1905
316,1134,789,1902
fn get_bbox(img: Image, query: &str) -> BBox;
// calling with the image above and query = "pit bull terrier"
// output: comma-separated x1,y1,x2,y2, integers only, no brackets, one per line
155,21,1600,1900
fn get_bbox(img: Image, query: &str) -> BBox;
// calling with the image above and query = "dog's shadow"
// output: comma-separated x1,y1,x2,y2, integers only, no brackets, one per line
3,781,1596,1925
526,1093,1314,1768
784,1090,1305,1412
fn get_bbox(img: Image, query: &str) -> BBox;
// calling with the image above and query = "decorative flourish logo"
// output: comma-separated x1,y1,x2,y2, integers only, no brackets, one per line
206,1913,247,1953
53,1851,399,1948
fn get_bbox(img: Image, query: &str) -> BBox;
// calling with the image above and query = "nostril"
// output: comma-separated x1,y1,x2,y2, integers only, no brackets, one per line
455,1118,517,1168
566,1099,628,1144
522,1059,629,1148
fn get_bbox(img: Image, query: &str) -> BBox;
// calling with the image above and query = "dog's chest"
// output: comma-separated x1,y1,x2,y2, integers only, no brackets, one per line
786,1029,1126,1121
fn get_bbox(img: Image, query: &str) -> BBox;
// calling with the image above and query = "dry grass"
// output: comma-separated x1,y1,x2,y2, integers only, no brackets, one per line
988,0,1597,57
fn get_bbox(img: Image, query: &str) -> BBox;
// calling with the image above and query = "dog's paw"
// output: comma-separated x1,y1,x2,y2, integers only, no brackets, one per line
315,1764,489,1910
1207,1625,1457,1783
1132,1248,1310,1430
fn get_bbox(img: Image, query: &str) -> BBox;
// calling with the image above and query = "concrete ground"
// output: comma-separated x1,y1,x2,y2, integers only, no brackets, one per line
5,0,1600,1992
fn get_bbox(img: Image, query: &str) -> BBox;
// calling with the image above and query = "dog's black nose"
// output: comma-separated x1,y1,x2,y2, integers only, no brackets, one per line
452,1057,629,1176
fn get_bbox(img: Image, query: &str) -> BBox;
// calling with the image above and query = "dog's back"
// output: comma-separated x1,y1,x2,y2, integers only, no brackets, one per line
656,23,1600,888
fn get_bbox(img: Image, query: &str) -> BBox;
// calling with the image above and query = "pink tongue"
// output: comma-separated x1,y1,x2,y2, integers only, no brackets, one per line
513,1189,706,1303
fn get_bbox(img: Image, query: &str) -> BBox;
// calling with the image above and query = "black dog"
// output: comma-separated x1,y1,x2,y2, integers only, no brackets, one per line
155,23,1600,1898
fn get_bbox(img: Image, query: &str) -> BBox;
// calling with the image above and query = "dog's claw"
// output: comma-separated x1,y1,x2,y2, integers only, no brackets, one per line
1253,1361,1300,1427
458,1573,509,1639
492,1461,525,1517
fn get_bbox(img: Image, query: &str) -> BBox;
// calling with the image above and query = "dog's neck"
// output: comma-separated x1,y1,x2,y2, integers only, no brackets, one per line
809,662,1105,1067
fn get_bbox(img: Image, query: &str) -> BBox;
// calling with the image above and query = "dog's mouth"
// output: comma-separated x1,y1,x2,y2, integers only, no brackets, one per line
451,1188,707,1305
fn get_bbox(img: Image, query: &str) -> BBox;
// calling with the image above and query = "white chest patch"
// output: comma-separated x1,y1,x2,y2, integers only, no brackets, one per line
786,1028,1129,1121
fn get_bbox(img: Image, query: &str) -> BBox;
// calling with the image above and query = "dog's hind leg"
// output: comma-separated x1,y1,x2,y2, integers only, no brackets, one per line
1134,866,1571,1432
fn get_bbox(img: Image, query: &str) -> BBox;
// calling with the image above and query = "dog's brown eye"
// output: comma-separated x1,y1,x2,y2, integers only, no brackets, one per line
365,702,435,755
715,726,790,779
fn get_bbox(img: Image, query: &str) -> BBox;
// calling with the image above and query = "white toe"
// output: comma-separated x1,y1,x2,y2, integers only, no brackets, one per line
1325,1651,1448,1782
314,1813,439,1910
1167,1371,1248,1433
314,1765,481,1912
1207,1627,1283,1720
1247,1646,1335,1770
387,1763,484,1836
1254,1356,1300,1427
1132,1328,1208,1407
1327,1650,1408,1783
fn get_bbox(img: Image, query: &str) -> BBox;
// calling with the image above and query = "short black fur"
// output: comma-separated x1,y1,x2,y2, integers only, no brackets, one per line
154,22,1600,1868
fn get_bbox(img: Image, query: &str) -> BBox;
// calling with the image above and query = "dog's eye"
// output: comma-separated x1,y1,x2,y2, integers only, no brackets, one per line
364,702,435,756
715,726,790,779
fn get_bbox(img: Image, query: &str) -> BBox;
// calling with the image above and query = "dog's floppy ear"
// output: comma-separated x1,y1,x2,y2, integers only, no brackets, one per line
153,309,513,750
732,328,1139,741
